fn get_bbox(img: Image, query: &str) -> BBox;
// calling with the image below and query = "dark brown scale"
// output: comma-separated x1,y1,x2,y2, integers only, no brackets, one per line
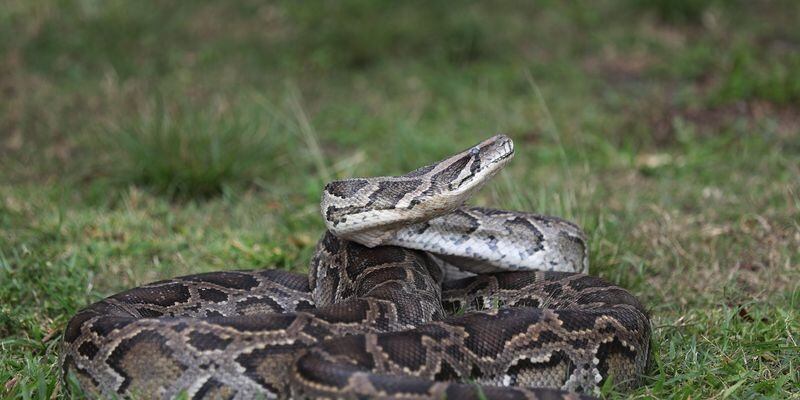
325,179,369,198
62,255,649,399
325,180,423,225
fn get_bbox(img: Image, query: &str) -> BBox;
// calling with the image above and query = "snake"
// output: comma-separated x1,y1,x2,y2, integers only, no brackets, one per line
60,135,651,399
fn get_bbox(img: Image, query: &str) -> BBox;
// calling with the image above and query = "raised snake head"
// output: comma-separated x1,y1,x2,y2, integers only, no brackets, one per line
320,134,515,243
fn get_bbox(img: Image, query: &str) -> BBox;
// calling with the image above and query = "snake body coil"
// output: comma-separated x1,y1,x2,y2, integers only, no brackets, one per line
61,135,650,399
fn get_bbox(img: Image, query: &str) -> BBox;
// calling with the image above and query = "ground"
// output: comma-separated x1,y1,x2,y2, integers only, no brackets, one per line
1,1,798,399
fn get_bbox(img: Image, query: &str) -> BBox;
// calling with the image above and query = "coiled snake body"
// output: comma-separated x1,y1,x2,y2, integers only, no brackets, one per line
61,135,650,399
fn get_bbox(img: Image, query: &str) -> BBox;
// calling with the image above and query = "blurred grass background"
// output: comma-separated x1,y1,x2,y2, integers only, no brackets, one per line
1,0,798,398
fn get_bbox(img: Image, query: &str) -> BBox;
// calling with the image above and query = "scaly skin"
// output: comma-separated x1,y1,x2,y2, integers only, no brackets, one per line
62,135,649,399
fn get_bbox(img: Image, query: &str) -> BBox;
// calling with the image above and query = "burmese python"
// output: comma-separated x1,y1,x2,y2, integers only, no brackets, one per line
61,135,651,399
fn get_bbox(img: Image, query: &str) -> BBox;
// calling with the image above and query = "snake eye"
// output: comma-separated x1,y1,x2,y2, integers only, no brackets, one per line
470,157,481,173
469,147,480,156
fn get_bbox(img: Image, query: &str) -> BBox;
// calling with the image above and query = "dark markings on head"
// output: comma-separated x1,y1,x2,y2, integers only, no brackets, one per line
324,179,369,198
429,155,471,189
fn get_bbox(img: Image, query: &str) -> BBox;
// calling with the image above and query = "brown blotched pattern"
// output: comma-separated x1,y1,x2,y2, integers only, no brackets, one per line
61,135,649,399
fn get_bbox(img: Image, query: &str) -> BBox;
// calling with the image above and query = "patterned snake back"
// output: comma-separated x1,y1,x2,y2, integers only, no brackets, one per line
61,135,650,399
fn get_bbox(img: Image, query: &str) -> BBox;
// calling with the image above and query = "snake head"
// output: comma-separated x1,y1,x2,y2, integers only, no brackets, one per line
320,134,514,244
428,134,515,195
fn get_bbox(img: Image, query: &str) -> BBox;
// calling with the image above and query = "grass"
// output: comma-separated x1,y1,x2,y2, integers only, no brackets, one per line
108,99,287,199
1,1,799,399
